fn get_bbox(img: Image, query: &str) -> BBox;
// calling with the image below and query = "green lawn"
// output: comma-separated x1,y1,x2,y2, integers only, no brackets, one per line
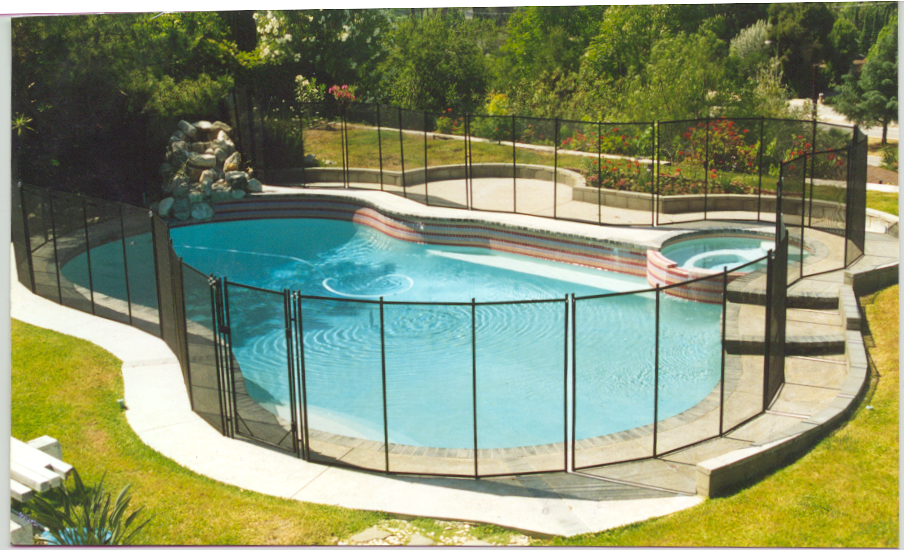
11,283,898,546
10,320,389,545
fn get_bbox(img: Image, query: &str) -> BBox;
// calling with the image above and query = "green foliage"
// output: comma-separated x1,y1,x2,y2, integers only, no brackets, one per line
25,469,149,545
828,17,860,84
376,16,494,113
833,17,898,145
729,19,773,77
251,10,389,101
138,73,235,118
767,3,837,97
495,6,606,89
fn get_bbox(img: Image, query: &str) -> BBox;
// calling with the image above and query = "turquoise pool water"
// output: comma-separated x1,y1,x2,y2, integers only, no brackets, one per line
662,235,806,272
64,218,724,449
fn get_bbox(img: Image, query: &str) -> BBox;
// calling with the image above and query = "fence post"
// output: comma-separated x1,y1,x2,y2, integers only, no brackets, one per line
763,251,774,412
719,267,728,435
563,294,569,473
652,121,658,226
423,109,429,204
380,297,389,473
570,294,576,472
554,118,559,219
471,298,478,479
377,104,384,192
398,109,407,199
704,117,710,220
149,211,164,335
296,293,311,461
299,103,306,187
757,117,765,221
18,183,36,293
512,114,517,213
47,192,63,304
283,289,300,458
81,197,95,315
466,114,472,210
653,284,660,457
597,121,602,225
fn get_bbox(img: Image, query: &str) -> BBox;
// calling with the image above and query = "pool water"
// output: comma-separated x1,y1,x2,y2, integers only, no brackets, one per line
64,218,724,449
662,236,807,272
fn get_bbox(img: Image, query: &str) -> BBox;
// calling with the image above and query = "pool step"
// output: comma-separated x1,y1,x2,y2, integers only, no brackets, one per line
726,271,841,310
723,301,847,356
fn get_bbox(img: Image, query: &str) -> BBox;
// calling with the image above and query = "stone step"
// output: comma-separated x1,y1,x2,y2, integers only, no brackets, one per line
726,271,841,310
723,302,847,356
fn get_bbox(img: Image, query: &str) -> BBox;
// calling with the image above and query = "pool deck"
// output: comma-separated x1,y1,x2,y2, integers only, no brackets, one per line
9,182,899,538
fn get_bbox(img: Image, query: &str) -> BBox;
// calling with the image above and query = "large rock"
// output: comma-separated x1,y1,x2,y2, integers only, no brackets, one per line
191,201,215,221
177,120,198,139
210,180,233,202
188,153,217,168
200,169,217,186
171,140,189,154
246,178,263,193
225,170,248,190
211,121,232,134
165,174,189,194
172,198,191,221
224,152,241,172
158,197,175,217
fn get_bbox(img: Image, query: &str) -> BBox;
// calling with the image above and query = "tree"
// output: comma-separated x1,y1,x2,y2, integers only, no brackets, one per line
729,19,773,78
828,17,861,84
495,5,606,90
375,15,494,113
834,18,898,145
767,3,837,97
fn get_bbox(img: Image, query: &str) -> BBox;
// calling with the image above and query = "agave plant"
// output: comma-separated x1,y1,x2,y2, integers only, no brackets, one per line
25,469,150,545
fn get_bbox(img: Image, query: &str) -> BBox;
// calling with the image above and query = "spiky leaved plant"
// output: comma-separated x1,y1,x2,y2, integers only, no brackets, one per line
25,469,150,545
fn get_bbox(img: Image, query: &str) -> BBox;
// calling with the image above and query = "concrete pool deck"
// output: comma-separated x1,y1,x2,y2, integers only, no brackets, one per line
9,182,899,538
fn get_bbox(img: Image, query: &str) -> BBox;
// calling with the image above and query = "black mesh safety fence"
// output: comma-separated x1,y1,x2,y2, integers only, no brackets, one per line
21,186,60,303
83,197,131,325
572,290,656,469
468,114,517,214
846,128,868,265
375,104,406,199
384,302,475,476
48,192,94,315
764,221,789,409
423,108,469,209
258,95,306,176
182,264,225,434
654,279,724,456
704,118,762,221
344,102,383,192
557,119,599,225
297,296,386,471
11,184,33,293
475,299,567,477
223,281,298,454
299,101,345,188
780,154,808,284
121,204,160,337
152,215,178,354
399,108,428,205
656,119,707,225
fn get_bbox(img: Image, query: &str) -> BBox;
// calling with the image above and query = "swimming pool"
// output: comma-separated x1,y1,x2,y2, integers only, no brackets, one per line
62,217,724,449
661,235,808,272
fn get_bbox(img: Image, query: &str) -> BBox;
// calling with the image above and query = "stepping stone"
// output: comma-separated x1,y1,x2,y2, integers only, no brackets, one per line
407,533,435,546
349,527,392,543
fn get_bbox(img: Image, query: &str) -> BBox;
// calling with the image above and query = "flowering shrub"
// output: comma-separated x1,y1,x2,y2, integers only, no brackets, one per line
677,119,759,175
580,158,653,193
329,84,356,103
295,76,325,104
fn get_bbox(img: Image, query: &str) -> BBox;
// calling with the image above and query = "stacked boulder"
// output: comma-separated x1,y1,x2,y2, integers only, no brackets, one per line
157,120,263,222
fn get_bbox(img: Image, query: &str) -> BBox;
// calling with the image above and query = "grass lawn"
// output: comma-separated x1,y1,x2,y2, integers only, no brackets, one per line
10,320,390,545
550,285,899,547
867,191,899,216
10,283,898,546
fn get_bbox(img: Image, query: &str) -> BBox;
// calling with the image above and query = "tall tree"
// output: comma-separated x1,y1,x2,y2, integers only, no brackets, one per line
834,18,898,144
767,3,836,98
376,14,494,113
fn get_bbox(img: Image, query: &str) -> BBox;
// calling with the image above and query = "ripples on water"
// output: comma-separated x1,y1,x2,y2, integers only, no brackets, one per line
87,218,723,448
